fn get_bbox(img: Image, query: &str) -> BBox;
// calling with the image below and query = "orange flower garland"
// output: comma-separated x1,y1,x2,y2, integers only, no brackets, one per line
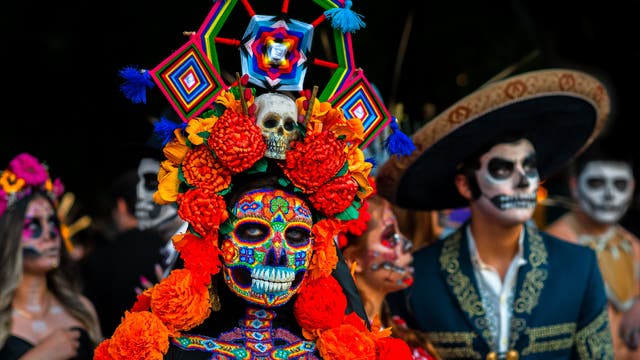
207,110,266,173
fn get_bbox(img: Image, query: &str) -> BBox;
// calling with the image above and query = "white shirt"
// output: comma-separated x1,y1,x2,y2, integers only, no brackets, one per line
467,225,527,355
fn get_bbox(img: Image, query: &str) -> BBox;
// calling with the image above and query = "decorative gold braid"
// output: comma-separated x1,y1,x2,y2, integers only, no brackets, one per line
427,331,481,360
575,308,614,359
521,322,576,355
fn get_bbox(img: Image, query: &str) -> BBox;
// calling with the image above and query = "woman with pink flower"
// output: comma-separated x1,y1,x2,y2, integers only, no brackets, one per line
0,153,102,359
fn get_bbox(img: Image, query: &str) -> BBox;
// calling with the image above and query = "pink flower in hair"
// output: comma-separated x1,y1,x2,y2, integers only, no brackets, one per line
9,153,48,186
52,178,65,198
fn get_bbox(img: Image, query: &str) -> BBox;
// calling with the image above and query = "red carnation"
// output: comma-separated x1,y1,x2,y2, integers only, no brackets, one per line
208,109,265,173
177,233,222,287
181,145,231,192
294,275,347,331
309,175,358,216
376,337,413,360
282,130,346,193
177,188,228,237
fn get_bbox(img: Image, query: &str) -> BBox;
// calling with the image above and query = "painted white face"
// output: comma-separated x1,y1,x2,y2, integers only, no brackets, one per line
135,158,178,230
576,160,634,224
474,139,540,225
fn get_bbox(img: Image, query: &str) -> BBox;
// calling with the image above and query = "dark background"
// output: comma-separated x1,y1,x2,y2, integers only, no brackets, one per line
2,0,638,220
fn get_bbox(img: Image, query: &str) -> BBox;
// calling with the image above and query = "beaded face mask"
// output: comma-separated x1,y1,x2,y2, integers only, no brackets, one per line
221,188,313,307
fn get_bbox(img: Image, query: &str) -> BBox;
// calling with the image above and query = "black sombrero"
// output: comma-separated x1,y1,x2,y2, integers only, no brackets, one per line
376,68,610,211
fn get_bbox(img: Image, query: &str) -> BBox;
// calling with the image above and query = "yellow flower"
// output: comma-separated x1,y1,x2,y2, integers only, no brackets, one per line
163,136,189,165
0,170,25,193
216,89,252,114
154,161,180,205
186,117,216,146
345,146,373,199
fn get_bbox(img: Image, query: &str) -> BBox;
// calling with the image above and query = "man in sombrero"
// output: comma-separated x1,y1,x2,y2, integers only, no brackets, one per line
377,68,614,359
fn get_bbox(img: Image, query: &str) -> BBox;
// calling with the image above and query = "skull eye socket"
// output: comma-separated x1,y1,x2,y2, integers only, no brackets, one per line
285,226,311,247
235,222,270,243
614,178,630,191
143,174,158,192
586,177,605,189
264,117,279,128
284,120,295,131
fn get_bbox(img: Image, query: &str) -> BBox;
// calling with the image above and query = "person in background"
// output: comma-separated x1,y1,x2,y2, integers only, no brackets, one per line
377,69,614,359
340,179,441,359
83,151,189,338
0,152,102,359
545,137,640,359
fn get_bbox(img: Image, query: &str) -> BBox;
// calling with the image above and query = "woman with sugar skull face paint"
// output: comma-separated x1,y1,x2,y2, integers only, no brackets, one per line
379,69,614,359
0,153,103,359
546,138,640,360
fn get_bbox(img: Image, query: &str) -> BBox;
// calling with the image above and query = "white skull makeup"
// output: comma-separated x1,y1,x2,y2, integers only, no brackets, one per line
135,158,179,230
576,160,634,224
254,93,300,159
220,188,313,307
474,139,540,224
22,196,61,271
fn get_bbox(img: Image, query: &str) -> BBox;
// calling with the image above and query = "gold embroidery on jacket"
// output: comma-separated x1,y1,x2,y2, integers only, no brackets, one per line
521,322,576,355
428,331,481,359
575,309,614,359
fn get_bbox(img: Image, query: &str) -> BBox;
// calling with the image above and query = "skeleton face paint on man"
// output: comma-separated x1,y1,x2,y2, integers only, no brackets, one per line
135,157,179,230
22,196,61,272
220,188,313,307
473,139,540,224
575,160,634,224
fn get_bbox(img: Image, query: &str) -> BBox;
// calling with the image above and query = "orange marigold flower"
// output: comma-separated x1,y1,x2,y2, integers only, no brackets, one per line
93,339,111,360
307,219,341,280
208,110,265,173
330,116,365,144
181,145,231,191
108,311,170,360
282,131,346,193
177,188,228,237
130,289,152,312
151,269,212,332
309,175,358,216
294,275,347,332
163,134,189,164
316,322,377,360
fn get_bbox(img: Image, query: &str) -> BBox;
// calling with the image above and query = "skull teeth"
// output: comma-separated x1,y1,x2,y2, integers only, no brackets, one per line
251,266,294,294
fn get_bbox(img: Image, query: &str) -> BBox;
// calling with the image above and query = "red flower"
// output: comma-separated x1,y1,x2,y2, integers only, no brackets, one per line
208,109,265,173
93,339,112,360
175,233,222,287
130,291,152,312
282,130,346,193
376,337,413,360
181,145,231,192
294,275,347,332
177,188,228,237
309,175,358,216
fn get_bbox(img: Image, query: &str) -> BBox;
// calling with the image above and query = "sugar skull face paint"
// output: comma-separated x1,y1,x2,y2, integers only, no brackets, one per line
21,196,61,271
474,139,540,225
221,188,313,307
576,160,634,224
360,199,414,292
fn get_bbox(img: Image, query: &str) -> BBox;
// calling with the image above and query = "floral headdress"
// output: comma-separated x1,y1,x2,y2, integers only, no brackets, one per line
0,153,65,218
95,1,414,359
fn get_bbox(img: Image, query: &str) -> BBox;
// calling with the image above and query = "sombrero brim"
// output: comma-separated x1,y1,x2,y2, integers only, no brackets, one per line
376,69,610,211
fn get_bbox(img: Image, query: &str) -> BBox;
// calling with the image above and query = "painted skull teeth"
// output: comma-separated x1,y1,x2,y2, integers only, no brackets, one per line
491,194,537,210
251,266,294,294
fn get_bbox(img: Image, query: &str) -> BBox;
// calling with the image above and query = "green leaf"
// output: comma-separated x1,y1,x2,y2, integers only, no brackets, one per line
246,158,268,174
335,202,360,220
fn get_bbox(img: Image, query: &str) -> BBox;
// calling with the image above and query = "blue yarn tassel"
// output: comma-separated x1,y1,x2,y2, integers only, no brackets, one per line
324,0,365,33
119,66,155,104
384,117,415,156
153,117,185,147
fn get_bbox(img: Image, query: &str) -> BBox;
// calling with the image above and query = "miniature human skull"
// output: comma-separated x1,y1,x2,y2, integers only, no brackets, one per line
220,188,313,307
576,160,634,224
254,93,300,159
